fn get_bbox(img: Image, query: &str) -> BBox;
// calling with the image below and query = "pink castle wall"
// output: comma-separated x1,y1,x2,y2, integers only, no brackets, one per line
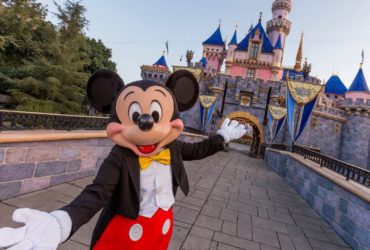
204,45,224,73
231,66,245,78
257,69,272,82
345,92,370,101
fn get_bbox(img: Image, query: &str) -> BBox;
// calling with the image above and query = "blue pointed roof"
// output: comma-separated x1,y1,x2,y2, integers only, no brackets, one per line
325,75,347,95
202,26,225,46
348,68,370,92
236,22,273,53
153,55,168,68
274,35,283,50
228,30,238,46
199,57,208,66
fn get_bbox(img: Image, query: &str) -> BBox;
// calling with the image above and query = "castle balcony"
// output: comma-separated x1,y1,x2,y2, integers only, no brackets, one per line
233,58,272,69
266,18,291,35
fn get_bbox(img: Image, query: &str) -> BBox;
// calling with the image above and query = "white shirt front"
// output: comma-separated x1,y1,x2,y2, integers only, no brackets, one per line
139,161,175,218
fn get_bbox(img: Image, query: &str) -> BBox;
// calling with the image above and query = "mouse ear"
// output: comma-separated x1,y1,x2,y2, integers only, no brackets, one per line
87,70,124,114
165,70,199,112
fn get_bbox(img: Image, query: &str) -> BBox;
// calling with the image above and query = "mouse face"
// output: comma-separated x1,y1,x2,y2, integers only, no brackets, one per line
87,70,199,157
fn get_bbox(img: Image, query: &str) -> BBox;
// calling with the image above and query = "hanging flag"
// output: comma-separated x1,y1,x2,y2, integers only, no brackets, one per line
267,105,287,142
199,95,217,131
165,41,169,55
286,80,323,143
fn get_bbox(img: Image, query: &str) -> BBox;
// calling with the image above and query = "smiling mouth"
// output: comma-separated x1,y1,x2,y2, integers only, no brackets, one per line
137,144,158,154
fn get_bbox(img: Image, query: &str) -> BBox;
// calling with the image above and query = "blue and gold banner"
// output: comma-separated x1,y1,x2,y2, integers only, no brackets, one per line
199,95,217,131
286,80,323,142
268,105,287,142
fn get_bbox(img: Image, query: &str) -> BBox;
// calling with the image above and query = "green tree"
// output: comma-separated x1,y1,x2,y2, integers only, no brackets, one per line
0,0,117,114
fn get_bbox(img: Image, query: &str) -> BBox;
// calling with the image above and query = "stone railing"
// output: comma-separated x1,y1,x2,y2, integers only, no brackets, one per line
0,110,109,131
264,148,370,250
0,130,207,201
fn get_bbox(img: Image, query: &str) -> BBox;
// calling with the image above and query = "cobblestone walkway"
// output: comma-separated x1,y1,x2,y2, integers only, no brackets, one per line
0,151,350,250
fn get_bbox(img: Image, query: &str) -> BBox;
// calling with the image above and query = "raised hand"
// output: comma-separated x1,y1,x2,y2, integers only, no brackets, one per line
217,118,247,143
0,208,71,250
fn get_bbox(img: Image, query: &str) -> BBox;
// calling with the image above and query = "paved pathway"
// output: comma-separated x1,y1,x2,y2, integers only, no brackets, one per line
0,151,350,250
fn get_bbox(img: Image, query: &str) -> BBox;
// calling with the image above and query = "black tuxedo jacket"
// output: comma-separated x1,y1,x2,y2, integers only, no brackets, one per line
61,135,224,248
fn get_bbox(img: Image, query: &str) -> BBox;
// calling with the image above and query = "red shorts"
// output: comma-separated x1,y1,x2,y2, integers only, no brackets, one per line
94,208,173,250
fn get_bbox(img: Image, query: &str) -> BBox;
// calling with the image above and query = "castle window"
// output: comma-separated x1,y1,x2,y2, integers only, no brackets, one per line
251,42,259,58
247,69,255,78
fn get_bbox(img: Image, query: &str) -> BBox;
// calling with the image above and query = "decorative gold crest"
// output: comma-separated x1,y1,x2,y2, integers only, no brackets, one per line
199,95,217,109
287,80,323,105
268,105,287,120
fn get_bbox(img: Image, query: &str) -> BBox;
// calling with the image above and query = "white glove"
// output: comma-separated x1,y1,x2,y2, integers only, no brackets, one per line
217,118,247,143
0,208,72,250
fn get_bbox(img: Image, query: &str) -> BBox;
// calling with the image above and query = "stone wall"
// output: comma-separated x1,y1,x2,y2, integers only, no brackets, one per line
264,149,370,250
0,137,113,201
0,131,208,201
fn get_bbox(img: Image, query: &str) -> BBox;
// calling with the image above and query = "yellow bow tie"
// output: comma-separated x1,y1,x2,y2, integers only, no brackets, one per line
138,149,171,171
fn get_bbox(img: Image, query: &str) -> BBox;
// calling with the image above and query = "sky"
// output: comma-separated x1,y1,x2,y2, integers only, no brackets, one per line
38,0,370,87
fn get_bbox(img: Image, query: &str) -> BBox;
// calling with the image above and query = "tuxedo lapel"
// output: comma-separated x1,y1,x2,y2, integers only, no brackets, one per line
168,142,180,185
124,151,140,201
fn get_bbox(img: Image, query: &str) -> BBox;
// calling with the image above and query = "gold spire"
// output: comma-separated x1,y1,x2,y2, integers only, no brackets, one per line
294,33,304,71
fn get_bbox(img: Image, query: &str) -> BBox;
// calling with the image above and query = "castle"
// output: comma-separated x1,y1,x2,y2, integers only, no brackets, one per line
140,0,370,170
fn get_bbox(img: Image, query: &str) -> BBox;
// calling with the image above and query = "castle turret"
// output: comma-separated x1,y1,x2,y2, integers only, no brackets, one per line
324,74,347,99
202,25,226,76
140,54,171,84
225,28,238,75
345,64,370,101
338,98,370,169
271,34,283,81
267,0,292,49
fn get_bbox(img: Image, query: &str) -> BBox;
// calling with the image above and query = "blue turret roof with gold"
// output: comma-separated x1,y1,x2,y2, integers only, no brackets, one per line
153,55,168,68
348,68,370,92
325,74,347,95
236,22,273,53
203,25,225,46
274,35,283,50
228,30,238,46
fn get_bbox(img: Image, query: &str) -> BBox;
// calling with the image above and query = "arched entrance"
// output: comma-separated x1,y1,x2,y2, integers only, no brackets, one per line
219,111,264,156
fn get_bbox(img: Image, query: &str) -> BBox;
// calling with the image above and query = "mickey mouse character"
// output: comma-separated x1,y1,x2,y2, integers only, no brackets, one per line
0,70,246,250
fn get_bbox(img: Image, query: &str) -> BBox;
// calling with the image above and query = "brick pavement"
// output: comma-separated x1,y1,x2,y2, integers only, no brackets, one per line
0,151,350,250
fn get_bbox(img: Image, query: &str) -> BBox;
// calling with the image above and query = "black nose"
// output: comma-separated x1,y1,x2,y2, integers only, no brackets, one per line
137,114,154,131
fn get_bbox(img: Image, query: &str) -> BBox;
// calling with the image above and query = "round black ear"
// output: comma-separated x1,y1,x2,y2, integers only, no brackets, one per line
87,70,124,114
165,70,199,112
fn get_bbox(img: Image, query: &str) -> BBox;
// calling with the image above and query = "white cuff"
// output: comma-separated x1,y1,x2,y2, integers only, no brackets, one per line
217,129,230,143
50,210,72,243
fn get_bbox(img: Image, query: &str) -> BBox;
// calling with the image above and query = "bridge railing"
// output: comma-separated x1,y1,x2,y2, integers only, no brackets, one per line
0,110,109,131
267,144,370,188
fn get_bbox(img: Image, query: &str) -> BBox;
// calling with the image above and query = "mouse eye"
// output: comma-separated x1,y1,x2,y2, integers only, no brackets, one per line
128,102,141,124
150,101,162,123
